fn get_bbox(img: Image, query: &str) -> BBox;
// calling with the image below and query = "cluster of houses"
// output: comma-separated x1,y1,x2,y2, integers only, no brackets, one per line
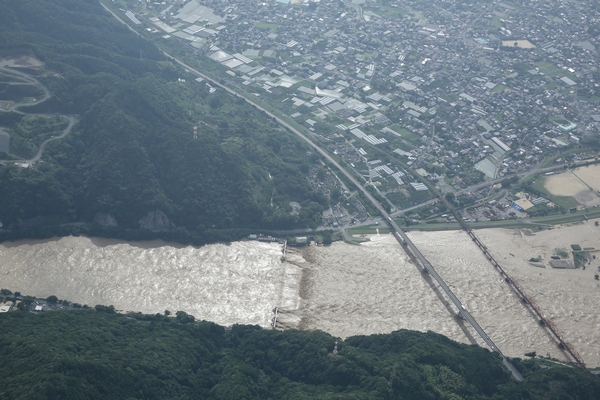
126,0,600,217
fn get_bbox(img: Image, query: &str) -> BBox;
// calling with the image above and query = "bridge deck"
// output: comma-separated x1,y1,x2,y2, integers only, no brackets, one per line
386,217,524,381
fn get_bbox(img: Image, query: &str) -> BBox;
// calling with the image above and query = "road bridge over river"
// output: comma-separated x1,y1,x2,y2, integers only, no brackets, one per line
103,5,524,380
167,52,525,382
383,215,523,381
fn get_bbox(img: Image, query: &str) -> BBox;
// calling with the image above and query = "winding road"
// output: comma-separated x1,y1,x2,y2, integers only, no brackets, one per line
0,66,76,164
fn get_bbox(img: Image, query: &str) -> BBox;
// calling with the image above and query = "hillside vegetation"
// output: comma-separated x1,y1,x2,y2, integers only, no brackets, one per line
0,0,327,244
0,309,598,399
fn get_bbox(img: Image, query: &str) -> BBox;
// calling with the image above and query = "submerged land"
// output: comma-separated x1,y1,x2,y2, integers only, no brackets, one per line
2,220,600,367
1,0,600,395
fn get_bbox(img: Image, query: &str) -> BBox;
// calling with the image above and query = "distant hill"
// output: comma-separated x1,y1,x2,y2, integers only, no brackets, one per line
0,307,598,399
0,0,328,245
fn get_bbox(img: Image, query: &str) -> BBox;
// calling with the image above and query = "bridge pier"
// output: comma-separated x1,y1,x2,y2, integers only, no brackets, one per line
271,307,278,330
281,240,287,262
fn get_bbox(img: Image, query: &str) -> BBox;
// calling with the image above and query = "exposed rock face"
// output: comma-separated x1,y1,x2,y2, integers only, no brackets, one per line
93,212,117,227
138,209,175,231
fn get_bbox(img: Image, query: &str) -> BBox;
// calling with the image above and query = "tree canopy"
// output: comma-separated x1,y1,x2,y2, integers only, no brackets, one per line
0,309,598,399
0,0,327,245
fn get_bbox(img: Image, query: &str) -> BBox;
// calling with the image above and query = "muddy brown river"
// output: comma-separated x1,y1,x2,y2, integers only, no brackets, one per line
1,223,599,366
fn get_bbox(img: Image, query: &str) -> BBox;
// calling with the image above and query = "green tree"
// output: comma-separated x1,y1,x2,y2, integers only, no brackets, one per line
322,230,333,245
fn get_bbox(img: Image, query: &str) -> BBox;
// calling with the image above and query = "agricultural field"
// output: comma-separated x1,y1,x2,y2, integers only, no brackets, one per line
535,165,600,209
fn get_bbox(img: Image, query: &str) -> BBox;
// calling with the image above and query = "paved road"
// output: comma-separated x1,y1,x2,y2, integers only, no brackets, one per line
385,217,523,381
99,3,382,205
0,67,76,164
390,198,439,217
161,50,524,381
159,51,382,200
1,66,51,109
454,163,579,196
104,8,526,379
24,115,76,163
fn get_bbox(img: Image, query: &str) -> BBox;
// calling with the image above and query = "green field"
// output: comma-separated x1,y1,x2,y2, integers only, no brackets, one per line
390,124,420,143
535,61,577,81
403,213,592,232
537,149,584,168
366,2,409,18
491,16,503,28
535,61,562,77
345,205,600,235
386,191,411,208
549,116,570,125
347,226,391,235
254,22,278,30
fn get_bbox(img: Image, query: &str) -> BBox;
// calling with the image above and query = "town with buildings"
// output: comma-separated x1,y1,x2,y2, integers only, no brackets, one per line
116,0,600,226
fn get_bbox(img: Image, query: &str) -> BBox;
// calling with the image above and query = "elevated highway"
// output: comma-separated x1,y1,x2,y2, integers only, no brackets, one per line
384,216,523,381
102,4,524,380
166,53,525,381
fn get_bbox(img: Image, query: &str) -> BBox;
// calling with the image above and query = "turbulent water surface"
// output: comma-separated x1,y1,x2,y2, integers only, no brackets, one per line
0,237,300,327
1,224,599,367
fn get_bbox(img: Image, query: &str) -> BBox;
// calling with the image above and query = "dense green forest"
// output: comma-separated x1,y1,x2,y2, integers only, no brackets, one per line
0,309,598,399
0,0,328,245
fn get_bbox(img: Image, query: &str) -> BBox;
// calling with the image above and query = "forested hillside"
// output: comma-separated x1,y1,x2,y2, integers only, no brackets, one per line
0,309,598,399
0,0,328,244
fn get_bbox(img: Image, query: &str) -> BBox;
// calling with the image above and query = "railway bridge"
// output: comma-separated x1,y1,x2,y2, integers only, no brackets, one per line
381,215,524,381
151,40,525,382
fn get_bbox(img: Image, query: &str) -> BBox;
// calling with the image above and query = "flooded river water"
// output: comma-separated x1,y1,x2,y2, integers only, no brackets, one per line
0,237,300,327
1,224,599,366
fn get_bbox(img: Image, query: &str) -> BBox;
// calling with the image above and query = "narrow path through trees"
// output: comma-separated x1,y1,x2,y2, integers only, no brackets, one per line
0,66,76,164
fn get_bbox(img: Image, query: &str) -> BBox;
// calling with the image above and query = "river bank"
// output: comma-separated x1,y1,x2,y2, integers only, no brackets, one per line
1,222,599,366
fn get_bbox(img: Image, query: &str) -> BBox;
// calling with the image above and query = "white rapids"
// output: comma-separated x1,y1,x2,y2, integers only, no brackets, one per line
1,222,599,367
